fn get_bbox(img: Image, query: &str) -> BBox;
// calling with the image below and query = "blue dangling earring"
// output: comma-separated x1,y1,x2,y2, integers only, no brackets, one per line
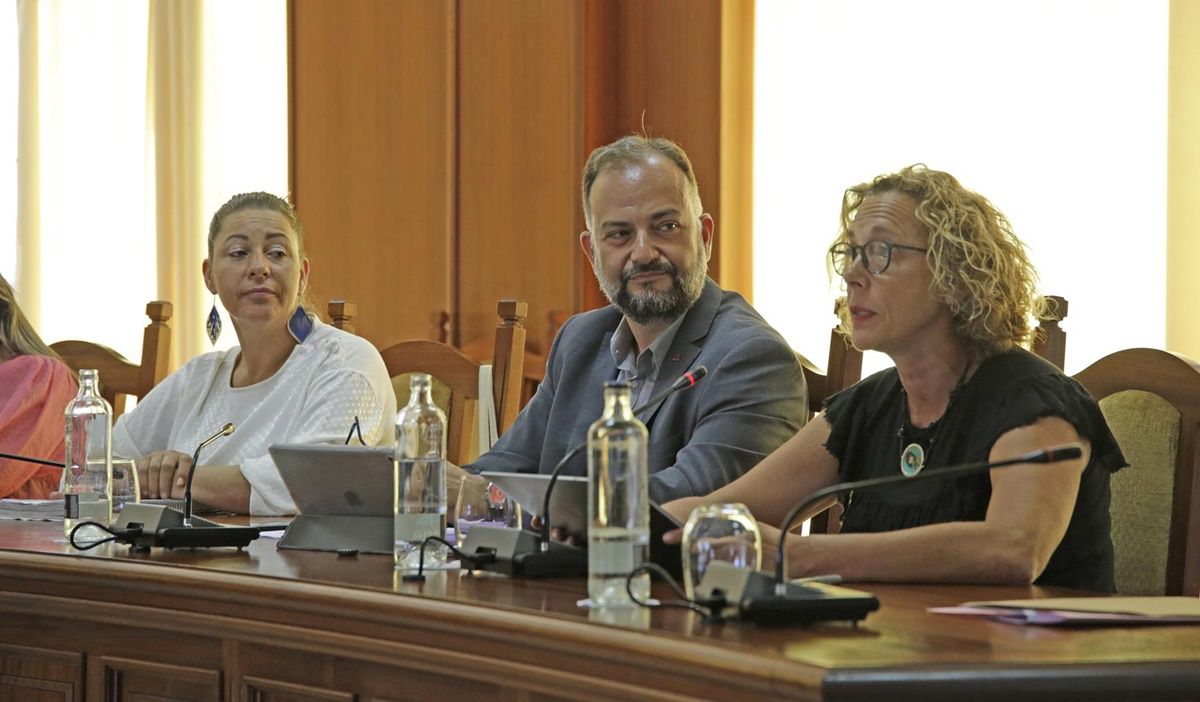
287,306,314,344
206,297,222,345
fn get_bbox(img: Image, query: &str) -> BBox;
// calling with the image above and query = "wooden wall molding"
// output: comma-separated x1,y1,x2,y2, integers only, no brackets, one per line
0,546,815,700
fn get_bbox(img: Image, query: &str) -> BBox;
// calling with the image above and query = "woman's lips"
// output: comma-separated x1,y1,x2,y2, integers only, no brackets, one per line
850,306,875,321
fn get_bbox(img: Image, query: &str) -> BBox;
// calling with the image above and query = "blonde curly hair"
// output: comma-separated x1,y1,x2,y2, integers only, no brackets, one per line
833,165,1047,360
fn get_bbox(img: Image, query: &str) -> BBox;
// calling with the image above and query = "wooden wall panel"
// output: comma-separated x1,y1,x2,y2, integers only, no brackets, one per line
289,0,752,362
580,0,732,306
290,0,456,349
0,643,82,702
456,0,583,350
88,656,221,701
578,0,754,305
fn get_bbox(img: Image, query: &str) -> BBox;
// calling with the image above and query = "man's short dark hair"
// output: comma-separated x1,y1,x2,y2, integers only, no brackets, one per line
581,135,703,231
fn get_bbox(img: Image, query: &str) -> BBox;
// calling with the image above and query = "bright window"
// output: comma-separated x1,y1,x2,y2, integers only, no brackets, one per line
754,0,1168,375
32,1,154,360
1,7,15,285
11,0,286,361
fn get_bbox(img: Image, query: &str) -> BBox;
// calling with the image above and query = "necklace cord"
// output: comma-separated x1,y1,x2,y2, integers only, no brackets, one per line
895,360,976,477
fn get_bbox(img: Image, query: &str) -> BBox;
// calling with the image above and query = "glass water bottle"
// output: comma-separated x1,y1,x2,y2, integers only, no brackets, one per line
62,369,113,543
394,373,447,569
587,381,650,606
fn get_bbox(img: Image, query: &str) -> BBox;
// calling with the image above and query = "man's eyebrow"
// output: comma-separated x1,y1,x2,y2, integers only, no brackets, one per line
601,219,633,230
600,207,685,230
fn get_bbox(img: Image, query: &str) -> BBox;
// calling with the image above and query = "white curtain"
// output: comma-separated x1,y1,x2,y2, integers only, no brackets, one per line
13,0,286,371
150,0,207,369
16,0,154,361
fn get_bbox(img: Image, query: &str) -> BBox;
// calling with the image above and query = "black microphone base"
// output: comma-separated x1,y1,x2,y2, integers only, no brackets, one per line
501,548,587,578
114,504,259,551
697,562,879,626
460,526,587,578
737,589,880,627
141,526,260,551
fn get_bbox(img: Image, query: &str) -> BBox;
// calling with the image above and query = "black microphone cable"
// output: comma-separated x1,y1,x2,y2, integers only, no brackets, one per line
538,366,709,549
67,520,144,551
623,562,728,621
402,534,498,582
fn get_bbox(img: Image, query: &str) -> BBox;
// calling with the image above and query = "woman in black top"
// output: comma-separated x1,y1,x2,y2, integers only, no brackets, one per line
666,165,1125,591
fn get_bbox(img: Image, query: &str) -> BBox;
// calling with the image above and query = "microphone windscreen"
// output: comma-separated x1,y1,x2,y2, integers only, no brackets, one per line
1043,444,1083,461
1023,444,1084,463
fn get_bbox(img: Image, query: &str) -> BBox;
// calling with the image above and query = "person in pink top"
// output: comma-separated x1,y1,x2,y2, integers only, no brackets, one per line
0,273,77,499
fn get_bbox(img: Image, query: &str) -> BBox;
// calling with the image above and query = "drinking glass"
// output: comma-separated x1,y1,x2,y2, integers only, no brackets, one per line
110,459,140,513
681,503,761,599
454,474,522,547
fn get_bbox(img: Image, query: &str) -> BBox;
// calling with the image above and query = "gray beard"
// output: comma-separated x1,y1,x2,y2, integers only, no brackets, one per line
593,256,707,325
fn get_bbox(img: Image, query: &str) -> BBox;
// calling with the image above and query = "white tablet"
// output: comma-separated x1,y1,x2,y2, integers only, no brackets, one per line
481,472,588,535
270,444,394,517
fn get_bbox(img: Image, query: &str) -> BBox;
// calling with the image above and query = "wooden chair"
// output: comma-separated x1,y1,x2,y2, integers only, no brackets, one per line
797,303,863,418
326,300,357,334
50,301,173,419
331,300,528,465
461,308,566,410
1032,295,1068,370
798,302,862,534
1074,347,1200,596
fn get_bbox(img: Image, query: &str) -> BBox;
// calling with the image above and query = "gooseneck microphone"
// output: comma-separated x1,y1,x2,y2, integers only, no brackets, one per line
538,365,707,550
459,366,707,578
699,444,1085,626
106,423,282,552
183,423,235,526
0,451,63,468
769,443,1084,593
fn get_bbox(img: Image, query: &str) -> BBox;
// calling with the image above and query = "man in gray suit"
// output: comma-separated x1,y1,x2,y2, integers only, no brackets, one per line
456,135,806,504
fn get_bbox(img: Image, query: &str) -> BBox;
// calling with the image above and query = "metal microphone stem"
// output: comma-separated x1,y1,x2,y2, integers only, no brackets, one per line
538,366,708,548
771,445,1081,593
182,424,235,527
0,451,64,468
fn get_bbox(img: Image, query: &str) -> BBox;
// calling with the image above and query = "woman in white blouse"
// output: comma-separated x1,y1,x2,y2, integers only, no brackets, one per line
114,193,396,515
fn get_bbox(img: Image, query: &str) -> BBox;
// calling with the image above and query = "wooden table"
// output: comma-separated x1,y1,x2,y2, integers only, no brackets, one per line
1,519,1198,701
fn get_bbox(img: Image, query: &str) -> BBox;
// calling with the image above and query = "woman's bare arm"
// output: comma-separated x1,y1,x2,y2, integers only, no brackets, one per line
664,414,840,528
773,416,1087,584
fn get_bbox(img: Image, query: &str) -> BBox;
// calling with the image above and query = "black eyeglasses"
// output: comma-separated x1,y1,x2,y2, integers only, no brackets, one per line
829,240,928,276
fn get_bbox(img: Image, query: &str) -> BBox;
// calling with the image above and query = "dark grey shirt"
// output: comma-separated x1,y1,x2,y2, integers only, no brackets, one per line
609,312,688,409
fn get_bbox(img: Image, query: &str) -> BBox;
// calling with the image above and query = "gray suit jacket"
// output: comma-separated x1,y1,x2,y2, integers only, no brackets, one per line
466,279,807,502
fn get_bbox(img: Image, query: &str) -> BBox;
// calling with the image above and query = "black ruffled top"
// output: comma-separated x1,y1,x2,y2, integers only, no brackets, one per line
824,348,1127,592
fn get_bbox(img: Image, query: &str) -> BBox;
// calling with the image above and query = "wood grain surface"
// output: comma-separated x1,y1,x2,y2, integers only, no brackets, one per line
1,520,1199,700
